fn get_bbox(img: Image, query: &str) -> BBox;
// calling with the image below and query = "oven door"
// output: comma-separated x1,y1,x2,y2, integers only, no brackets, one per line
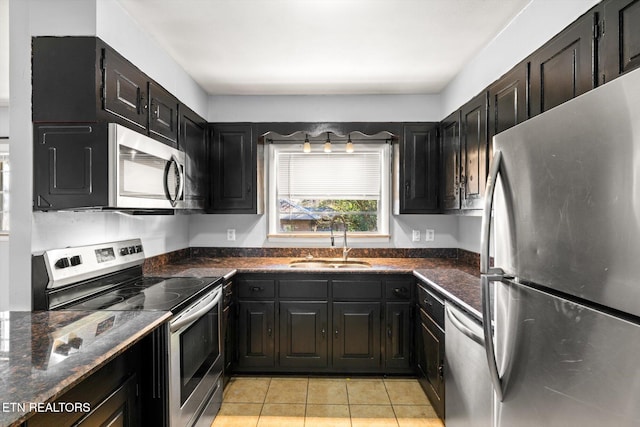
111,123,185,209
169,286,223,427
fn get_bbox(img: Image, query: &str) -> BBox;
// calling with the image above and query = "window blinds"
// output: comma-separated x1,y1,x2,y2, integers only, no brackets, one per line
277,152,381,199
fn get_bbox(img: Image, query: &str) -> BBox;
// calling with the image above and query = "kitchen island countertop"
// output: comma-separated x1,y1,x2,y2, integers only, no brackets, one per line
0,310,170,427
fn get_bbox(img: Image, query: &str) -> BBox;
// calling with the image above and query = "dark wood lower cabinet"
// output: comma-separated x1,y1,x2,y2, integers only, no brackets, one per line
385,302,413,371
332,302,382,371
279,301,328,369
416,305,445,420
24,343,141,427
237,301,276,369
234,273,414,375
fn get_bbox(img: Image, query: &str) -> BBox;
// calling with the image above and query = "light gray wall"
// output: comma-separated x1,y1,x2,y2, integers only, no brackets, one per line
209,94,442,123
189,214,459,249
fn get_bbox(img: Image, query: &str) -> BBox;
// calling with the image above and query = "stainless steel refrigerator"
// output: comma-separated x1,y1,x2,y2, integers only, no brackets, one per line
481,66,640,426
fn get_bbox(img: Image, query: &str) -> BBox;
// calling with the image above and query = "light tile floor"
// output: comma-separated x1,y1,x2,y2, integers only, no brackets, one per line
212,376,444,427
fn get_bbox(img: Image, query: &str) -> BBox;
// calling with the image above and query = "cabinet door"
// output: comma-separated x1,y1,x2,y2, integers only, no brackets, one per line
400,124,440,213
603,0,640,82
237,301,275,369
33,124,109,210
148,81,179,146
75,373,139,427
460,92,488,210
332,302,381,371
102,47,148,131
488,63,529,142
279,302,328,369
180,106,207,210
418,310,445,420
210,124,256,213
529,10,597,117
384,302,412,370
440,111,461,211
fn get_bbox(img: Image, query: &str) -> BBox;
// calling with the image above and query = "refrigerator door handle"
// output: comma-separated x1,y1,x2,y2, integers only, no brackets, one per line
482,274,504,402
481,150,506,402
480,150,503,276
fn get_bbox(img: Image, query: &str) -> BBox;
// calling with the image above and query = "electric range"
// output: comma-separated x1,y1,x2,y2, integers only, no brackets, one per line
32,239,225,427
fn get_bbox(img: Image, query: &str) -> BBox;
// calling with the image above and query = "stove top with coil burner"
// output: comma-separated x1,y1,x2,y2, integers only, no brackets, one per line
32,239,222,313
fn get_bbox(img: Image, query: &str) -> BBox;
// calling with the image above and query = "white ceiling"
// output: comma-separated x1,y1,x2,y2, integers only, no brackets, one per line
117,0,531,96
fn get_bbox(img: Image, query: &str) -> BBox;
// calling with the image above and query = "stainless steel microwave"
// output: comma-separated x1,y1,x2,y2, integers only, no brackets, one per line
34,123,186,211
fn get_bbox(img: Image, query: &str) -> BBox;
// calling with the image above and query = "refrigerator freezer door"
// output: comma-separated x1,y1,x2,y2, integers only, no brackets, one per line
494,279,640,427
492,66,640,318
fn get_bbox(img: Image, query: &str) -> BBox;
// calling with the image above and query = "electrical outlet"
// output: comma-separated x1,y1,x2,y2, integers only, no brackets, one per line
226,229,236,241
425,229,435,241
412,230,421,242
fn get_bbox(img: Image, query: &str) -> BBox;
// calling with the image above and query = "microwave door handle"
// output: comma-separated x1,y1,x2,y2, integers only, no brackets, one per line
170,288,222,333
177,162,185,202
164,156,183,207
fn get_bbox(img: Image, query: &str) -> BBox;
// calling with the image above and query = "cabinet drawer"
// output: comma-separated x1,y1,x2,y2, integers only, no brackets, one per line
238,279,275,298
417,283,444,327
385,279,412,300
333,279,382,300
279,279,328,299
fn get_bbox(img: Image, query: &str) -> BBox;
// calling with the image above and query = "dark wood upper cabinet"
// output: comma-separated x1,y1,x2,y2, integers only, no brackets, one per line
33,36,185,148
102,45,148,132
209,123,261,213
440,111,461,211
148,81,179,147
460,92,488,210
180,105,208,210
602,0,640,82
399,124,440,213
529,8,599,117
488,63,529,140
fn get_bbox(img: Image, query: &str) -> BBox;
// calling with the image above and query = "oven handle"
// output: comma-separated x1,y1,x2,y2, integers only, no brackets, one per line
170,287,222,333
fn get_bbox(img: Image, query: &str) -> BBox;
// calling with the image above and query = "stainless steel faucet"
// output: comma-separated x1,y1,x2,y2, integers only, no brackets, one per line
330,215,352,261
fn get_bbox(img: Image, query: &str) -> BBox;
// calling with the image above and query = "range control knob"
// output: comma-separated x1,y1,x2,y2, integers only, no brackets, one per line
55,257,70,269
120,247,130,256
128,246,136,254
69,255,82,266
135,245,143,253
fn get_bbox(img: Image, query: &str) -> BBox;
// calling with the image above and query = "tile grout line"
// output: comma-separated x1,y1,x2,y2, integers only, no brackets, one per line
383,378,401,427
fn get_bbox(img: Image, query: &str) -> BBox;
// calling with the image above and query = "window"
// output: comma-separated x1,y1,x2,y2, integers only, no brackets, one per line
268,140,390,238
0,152,8,234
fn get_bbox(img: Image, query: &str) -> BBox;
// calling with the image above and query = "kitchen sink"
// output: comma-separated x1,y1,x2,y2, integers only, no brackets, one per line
288,259,372,269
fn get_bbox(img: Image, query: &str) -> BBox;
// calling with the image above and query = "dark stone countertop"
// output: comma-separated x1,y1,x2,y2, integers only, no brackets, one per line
414,268,482,321
146,256,482,321
0,310,170,427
